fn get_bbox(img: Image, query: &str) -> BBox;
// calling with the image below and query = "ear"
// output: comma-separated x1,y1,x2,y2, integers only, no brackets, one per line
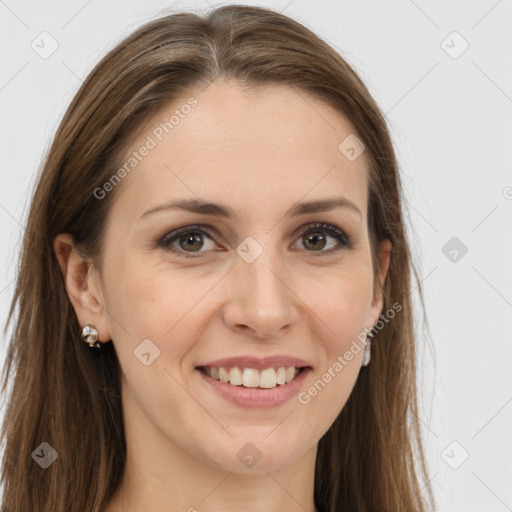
368,239,392,328
53,233,112,343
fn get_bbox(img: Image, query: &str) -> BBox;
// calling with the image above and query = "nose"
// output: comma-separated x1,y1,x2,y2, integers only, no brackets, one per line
222,246,300,339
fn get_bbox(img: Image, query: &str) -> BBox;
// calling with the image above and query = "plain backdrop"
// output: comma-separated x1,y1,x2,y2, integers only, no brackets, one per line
1,1,511,511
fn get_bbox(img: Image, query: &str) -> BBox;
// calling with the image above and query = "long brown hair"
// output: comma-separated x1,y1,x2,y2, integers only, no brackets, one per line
1,5,436,511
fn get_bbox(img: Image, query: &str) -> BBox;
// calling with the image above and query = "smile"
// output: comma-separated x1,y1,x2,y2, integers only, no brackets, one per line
198,365,306,389
196,366,312,408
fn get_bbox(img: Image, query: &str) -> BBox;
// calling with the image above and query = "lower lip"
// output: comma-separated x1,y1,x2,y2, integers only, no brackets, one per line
196,367,312,408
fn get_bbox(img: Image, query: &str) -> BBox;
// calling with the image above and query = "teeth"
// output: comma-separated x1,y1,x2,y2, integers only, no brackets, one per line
276,366,286,385
219,367,229,383
259,368,276,388
242,368,260,387
229,367,243,386
202,365,303,389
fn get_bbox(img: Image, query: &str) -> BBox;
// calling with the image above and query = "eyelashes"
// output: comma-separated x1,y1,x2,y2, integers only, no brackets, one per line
156,222,354,259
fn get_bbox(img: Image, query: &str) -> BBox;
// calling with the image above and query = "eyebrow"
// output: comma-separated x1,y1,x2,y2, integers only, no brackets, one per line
139,197,363,220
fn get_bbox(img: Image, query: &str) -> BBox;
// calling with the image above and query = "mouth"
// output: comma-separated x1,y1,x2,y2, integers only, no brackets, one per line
196,365,310,389
196,365,313,408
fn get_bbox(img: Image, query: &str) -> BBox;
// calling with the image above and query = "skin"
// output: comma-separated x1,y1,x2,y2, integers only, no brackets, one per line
55,80,391,512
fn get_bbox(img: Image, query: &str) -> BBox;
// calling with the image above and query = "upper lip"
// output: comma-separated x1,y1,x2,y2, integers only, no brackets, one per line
196,355,313,371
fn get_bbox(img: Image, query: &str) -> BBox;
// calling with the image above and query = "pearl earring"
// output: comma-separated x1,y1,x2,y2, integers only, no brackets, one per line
361,331,375,367
81,324,100,348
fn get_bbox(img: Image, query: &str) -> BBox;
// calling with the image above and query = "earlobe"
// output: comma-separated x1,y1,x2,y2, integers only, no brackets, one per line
53,233,111,343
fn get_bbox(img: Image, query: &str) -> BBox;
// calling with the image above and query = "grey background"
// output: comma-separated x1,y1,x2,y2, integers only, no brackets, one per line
1,1,511,510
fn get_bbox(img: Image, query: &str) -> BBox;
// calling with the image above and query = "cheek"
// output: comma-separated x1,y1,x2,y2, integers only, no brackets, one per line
101,260,199,361
109,264,235,377
315,267,374,341
300,280,369,428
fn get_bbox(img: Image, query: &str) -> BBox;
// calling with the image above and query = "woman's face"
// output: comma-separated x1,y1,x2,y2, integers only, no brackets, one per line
81,80,390,473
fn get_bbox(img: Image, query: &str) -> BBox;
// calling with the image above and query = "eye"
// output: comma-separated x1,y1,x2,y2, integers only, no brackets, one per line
292,222,354,255
156,222,353,259
157,225,218,258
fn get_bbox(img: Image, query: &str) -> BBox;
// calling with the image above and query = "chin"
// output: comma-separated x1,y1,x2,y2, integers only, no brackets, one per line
200,432,313,474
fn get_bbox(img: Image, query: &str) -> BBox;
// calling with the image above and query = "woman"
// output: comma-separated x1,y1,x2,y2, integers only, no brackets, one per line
0,4,436,512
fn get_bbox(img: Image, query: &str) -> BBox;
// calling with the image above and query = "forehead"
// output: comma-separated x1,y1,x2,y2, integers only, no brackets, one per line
108,80,369,224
